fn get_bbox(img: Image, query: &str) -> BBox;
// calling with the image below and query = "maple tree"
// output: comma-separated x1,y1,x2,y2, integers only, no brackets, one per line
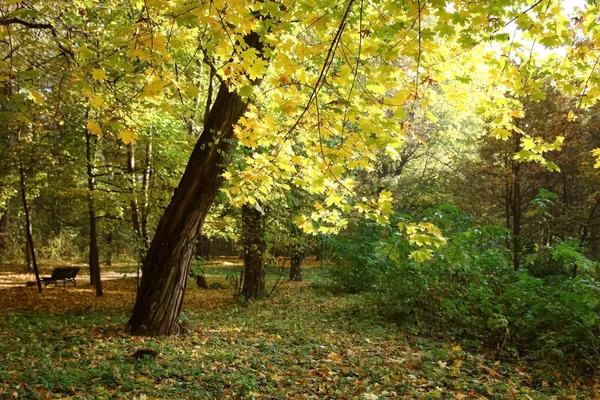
0,0,599,335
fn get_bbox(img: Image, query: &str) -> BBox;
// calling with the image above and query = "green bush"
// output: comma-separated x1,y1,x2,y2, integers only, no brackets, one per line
328,221,392,293
329,205,600,367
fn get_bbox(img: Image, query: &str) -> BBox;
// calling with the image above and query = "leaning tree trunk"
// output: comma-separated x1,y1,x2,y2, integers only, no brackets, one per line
241,204,266,299
86,130,103,297
127,82,252,335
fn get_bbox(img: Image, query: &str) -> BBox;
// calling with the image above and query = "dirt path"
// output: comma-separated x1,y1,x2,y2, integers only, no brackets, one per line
0,271,138,289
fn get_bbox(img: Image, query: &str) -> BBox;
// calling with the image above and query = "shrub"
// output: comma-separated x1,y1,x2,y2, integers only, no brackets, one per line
329,205,600,368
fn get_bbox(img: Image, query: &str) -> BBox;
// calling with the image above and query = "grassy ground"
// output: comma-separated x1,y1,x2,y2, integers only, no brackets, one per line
0,265,598,399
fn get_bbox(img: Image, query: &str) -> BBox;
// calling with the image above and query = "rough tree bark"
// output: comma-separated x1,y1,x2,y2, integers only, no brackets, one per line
289,229,304,282
290,247,304,282
241,203,266,299
86,129,103,297
127,44,260,334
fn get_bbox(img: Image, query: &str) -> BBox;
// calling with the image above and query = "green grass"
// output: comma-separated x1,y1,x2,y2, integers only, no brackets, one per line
0,269,596,399
203,264,326,281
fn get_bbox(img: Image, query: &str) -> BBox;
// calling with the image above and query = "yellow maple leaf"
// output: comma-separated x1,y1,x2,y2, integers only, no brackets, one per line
92,68,108,83
130,48,152,62
28,91,45,104
270,373,281,381
118,129,138,145
248,58,268,80
491,128,511,140
86,120,103,138
142,79,166,98
89,94,104,109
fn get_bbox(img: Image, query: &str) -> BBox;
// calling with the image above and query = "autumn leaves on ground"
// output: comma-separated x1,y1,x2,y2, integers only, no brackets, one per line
0,261,596,399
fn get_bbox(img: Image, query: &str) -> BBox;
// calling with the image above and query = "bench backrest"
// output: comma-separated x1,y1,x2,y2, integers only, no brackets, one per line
50,267,80,279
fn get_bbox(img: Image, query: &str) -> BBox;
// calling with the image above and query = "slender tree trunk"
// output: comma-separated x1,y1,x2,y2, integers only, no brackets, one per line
86,130,103,297
203,59,216,124
511,134,521,271
106,231,113,267
315,246,322,262
241,203,266,299
0,198,10,256
127,141,146,282
578,196,600,276
19,166,41,292
140,134,152,248
591,224,598,261
317,237,325,269
505,174,511,250
127,143,143,244
127,79,253,335
24,239,32,271
195,234,209,259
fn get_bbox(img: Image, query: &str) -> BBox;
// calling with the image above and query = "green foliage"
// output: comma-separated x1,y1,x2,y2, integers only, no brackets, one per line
328,222,391,293
188,257,206,278
525,237,597,279
330,206,600,367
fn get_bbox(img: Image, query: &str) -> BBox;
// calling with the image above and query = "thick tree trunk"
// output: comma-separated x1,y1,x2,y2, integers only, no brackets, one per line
290,228,304,281
86,131,103,297
19,166,41,292
241,204,265,299
290,247,304,282
127,81,251,335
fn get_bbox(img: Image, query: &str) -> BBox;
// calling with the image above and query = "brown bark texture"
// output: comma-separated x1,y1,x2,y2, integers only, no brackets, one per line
241,203,266,299
127,72,253,335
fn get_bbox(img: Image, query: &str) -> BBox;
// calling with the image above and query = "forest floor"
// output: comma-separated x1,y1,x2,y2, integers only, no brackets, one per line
0,261,598,399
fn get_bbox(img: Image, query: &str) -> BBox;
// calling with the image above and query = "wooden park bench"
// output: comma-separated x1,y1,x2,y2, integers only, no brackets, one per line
41,267,80,287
